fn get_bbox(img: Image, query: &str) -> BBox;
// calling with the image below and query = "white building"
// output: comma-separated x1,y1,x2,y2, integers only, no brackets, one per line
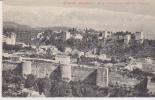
31,45,37,49
125,62,142,71
99,31,112,39
145,57,153,64
73,34,83,40
55,55,71,82
96,68,109,87
98,54,107,61
21,61,32,77
22,88,45,97
50,46,59,55
79,51,84,57
3,32,16,45
124,34,131,45
65,31,71,40
135,32,144,43
37,32,44,39
55,55,70,65
36,48,46,54
85,52,96,58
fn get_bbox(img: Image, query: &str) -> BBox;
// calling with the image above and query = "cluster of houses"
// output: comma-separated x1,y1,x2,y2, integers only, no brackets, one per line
3,32,16,45
124,57,155,73
3,32,29,48
63,29,144,45
3,28,144,49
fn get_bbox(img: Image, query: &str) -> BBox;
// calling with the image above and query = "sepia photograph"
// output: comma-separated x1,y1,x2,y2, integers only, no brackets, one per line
2,0,155,97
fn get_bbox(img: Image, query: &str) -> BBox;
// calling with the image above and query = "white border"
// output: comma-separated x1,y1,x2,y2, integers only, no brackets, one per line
0,0,3,98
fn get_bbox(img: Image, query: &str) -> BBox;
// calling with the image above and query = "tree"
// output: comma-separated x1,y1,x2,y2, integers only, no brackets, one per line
135,77,148,92
80,84,96,97
70,81,83,97
151,76,155,82
50,80,72,97
37,77,51,96
25,74,37,88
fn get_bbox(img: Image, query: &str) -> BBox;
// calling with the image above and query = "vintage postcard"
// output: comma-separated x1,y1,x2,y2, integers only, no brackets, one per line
2,0,155,97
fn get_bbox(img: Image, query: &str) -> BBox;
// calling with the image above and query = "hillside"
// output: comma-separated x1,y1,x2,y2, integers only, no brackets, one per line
3,21,33,31
3,21,70,32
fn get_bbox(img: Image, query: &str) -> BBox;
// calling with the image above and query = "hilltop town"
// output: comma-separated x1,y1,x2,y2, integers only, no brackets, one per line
2,23,155,97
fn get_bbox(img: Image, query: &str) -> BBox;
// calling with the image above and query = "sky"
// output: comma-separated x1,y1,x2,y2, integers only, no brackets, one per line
3,0,155,39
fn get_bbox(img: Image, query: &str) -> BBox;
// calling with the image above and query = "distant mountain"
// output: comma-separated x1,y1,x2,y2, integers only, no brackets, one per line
3,21,33,31
35,26,70,32
3,21,70,32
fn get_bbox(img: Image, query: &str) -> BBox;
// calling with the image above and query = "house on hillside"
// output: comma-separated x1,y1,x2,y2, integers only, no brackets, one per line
3,32,16,45
72,34,83,40
134,32,144,44
125,61,143,71
124,34,131,45
65,31,71,40
98,31,112,40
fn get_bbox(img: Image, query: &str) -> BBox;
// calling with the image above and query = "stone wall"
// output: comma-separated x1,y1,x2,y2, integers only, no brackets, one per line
2,60,95,81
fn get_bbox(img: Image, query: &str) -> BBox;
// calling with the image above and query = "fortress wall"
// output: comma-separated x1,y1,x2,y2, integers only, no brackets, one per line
31,60,57,78
2,60,57,78
3,60,140,87
3,60,95,81
61,64,71,82
109,71,140,87
96,68,108,87
3,61,21,71
71,67,95,81
22,61,32,76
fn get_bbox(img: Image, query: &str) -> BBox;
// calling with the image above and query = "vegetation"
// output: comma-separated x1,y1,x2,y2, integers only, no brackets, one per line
151,76,155,82
2,68,155,97
2,70,26,97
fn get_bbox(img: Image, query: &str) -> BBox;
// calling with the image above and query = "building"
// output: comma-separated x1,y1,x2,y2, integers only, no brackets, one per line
55,55,71,82
21,61,32,77
3,32,16,45
37,32,44,39
96,67,109,87
147,77,155,93
99,31,112,39
50,46,59,55
55,54,70,65
98,54,107,61
79,51,84,57
125,62,142,71
112,34,119,41
145,57,153,64
124,34,131,45
65,31,71,40
36,48,46,54
31,45,37,49
73,34,83,40
22,88,45,97
135,32,144,43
